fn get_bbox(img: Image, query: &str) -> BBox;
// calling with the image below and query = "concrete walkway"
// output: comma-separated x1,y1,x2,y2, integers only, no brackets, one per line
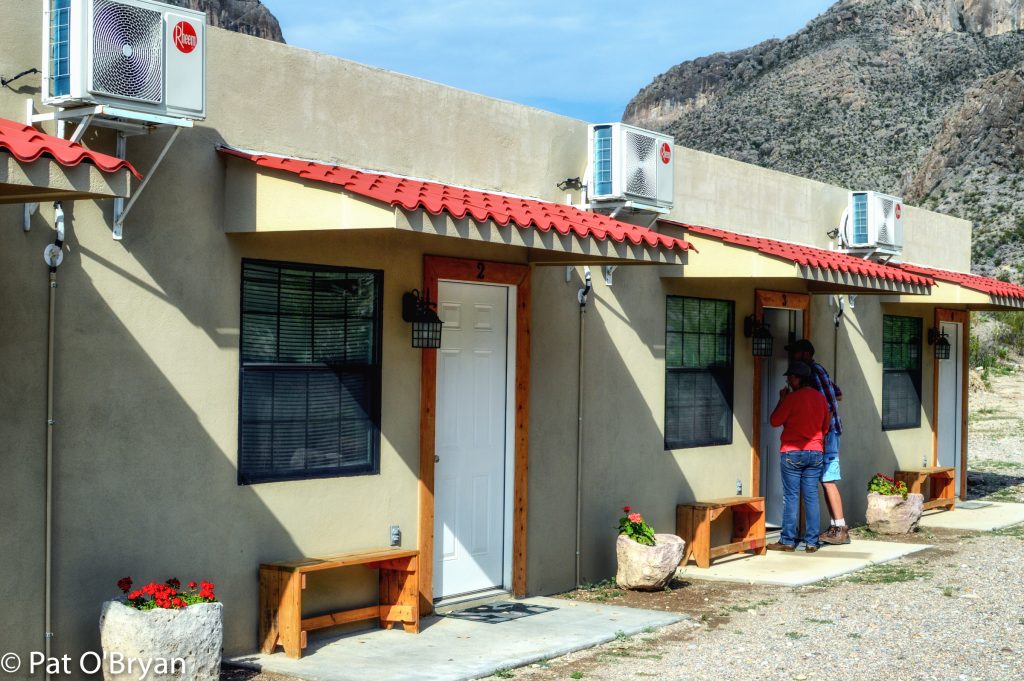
675,538,931,586
229,597,684,681
919,500,1024,531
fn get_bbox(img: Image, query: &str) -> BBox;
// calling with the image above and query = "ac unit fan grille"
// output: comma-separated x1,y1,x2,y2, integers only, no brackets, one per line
877,197,895,244
91,0,164,103
624,130,657,200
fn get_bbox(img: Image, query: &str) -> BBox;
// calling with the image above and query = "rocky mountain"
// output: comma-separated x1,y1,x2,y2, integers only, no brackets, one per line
624,0,1024,279
164,0,284,43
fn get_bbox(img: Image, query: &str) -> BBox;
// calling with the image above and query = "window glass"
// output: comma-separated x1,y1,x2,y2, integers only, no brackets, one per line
665,297,734,449
882,315,922,430
238,260,382,484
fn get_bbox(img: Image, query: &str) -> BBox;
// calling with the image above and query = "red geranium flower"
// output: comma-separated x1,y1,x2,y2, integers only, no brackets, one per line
623,505,631,513
628,512,643,523
117,577,133,593
119,577,216,609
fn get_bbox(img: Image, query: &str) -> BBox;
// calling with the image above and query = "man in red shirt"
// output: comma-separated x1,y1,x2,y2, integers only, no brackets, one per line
767,361,830,553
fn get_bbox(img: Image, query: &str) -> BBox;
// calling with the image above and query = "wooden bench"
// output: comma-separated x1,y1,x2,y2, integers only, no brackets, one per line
676,496,766,568
259,548,419,659
894,467,956,512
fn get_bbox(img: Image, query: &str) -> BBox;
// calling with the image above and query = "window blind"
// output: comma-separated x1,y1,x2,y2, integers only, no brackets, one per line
238,261,382,484
665,296,734,449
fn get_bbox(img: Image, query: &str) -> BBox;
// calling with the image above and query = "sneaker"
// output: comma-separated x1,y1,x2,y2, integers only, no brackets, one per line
766,542,795,552
821,525,851,545
819,526,838,543
804,545,820,554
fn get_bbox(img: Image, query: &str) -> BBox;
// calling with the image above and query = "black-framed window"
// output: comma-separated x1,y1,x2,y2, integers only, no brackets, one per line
665,296,735,449
238,260,382,484
882,315,922,430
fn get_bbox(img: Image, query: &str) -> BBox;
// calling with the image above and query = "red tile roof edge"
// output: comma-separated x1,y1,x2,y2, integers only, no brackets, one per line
0,117,142,180
897,263,1024,301
663,221,934,288
218,146,693,253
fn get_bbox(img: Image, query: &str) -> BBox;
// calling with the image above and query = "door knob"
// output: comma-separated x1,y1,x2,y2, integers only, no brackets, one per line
434,455,440,463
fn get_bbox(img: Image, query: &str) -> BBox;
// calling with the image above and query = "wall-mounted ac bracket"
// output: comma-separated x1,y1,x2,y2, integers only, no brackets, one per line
586,199,671,218
837,246,901,263
27,100,192,239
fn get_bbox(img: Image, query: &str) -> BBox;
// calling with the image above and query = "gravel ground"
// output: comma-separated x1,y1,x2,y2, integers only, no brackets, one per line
500,528,1024,681
494,371,1024,681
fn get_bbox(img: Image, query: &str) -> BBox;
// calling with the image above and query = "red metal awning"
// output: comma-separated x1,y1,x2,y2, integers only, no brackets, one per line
219,147,693,255
896,262,1024,307
0,117,141,179
665,221,934,292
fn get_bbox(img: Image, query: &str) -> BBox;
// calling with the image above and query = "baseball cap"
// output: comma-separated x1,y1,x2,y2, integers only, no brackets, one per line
784,338,815,355
784,361,812,378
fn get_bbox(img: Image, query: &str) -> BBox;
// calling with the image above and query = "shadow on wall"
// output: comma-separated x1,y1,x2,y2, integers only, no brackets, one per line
823,297,926,526
527,266,702,588
0,124,405,666
44,223,304,663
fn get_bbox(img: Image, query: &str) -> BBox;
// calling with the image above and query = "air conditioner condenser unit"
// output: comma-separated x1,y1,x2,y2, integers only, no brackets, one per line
42,0,206,120
587,122,674,211
840,190,904,256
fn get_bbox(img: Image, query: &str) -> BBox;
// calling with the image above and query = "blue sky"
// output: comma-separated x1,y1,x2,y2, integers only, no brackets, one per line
259,1,836,122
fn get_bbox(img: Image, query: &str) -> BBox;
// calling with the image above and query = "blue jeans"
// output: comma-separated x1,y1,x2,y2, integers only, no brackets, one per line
780,450,824,547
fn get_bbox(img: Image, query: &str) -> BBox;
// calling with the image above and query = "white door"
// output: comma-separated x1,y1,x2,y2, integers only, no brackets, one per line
760,309,802,527
434,280,511,599
937,321,963,495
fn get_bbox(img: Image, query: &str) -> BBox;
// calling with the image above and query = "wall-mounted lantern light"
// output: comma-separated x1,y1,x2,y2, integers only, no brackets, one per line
402,289,443,349
744,315,774,357
928,328,951,360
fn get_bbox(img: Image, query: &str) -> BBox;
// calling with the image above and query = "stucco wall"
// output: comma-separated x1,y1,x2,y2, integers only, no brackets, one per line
532,270,946,583
669,148,972,273
0,0,968,667
811,295,943,525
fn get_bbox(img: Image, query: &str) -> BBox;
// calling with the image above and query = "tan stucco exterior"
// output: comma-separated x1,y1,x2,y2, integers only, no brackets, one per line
0,1,978,669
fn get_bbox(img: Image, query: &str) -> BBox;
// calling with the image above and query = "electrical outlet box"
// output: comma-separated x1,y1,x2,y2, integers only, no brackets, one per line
389,524,401,547
736,479,743,495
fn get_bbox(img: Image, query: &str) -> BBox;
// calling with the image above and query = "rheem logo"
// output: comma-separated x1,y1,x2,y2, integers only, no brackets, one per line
660,142,672,164
173,21,198,54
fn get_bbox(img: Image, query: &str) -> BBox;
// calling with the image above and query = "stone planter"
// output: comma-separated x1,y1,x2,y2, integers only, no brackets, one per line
99,601,223,681
615,533,686,591
866,491,925,534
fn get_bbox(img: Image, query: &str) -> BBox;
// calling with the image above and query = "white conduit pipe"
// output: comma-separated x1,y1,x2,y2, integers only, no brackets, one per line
44,202,65,681
574,267,592,588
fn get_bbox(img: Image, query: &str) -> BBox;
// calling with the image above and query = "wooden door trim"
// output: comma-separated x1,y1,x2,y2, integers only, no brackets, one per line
932,308,969,498
752,290,811,496
418,256,531,613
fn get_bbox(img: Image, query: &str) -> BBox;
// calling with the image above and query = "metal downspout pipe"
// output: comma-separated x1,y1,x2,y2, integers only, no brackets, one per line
43,202,65,679
575,267,592,588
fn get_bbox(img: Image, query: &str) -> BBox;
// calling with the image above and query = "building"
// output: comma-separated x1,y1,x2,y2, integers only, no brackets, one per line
2,0,1021,667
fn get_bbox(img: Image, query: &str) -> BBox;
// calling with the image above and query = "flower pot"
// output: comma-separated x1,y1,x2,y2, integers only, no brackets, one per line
99,601,223,681
865,491,925,534
615,533,686,591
